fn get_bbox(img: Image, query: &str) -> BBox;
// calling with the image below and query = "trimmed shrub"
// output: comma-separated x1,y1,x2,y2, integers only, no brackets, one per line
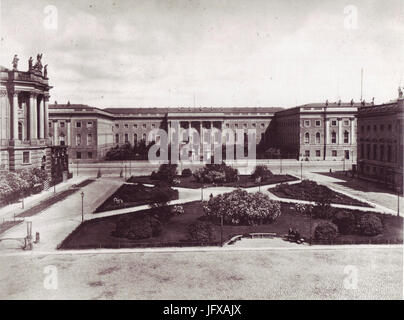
181,168,192,177
332,210,356,235
193,163,238,183
155,164,178,183
203,189,281,226
251,165,273,181
187,221,214,242
314,221,338,241
357,213,383,236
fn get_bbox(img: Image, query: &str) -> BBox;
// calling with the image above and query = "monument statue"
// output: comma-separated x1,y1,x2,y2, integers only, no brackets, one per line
12,55,19,70
44,64,48,78
28,57,33,70
399,87,403,99
33,53,43,72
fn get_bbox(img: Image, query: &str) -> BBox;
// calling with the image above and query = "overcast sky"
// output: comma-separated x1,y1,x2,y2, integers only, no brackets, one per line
1,0,403,108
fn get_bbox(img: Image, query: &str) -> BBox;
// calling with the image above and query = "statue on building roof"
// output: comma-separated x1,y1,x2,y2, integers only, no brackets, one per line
33,53,43,72
350,99,354,106
399,87,403,99
44,64,48,78
28,57,33,70
12,55,19,70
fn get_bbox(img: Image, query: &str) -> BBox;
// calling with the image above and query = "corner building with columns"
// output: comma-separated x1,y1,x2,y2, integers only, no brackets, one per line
0,57,68,180
273,101,370,161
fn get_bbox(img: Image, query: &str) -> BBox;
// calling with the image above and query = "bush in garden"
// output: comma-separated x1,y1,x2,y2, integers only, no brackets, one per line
112,215,162,240
150,170,159,180
181,168,192,177
251,165,273,181
203,189,281,226
171,205,184,215
357,213,383,236
155,163,178,183
314,221,338,241
294,203,313,216
187,221,214,242
332,210,356,235
149,184,178,222
193,163,238,183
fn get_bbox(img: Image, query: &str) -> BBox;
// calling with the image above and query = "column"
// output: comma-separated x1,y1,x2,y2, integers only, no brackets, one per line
12,91,19,140
66,120,71,146
29,93,36,140
351,118,355,145
167,121,171,144
44,95,49,138
325,119,330,144
338,118,342,145
53,120,58,145
39,96,44,139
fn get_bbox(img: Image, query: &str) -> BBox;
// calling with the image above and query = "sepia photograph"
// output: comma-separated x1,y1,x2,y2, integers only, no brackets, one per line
0,0,403,305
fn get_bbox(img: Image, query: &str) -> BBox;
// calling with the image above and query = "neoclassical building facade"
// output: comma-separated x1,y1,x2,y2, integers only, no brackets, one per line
274,101,370,161
0,55,68,180
357,94,403,190
48,105,282,162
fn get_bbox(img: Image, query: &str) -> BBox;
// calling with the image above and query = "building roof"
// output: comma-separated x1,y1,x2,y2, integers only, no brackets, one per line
104,107,283,115
357,99,404,116
49,105,284,116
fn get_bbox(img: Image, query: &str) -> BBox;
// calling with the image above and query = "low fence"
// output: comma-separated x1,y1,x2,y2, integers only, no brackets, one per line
58,241,220,250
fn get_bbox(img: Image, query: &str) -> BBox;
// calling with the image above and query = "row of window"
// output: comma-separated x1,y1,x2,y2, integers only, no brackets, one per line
75,134,93,146
76,152,93,159
49,121,94,128
360,123,393,133
360,144,395,163
302,150,350,158
303,131,350,144
303,119,350,127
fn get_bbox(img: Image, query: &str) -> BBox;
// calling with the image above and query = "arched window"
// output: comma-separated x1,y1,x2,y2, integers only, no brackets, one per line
18,122,23,140
134,133,137,144
142,133,147,142
304,132,310,144
115,133,119,144
331,131,337,144
315,132,320,144
344,131,349,144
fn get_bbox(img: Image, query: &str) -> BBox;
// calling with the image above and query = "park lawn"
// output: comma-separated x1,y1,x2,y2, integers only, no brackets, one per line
60,200,403,249
269,181,373,208
94,183,179,213
127,174,297,189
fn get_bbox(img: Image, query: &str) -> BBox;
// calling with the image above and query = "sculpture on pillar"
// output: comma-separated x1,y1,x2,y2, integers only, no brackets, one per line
12,55,19,70
28,57,33,70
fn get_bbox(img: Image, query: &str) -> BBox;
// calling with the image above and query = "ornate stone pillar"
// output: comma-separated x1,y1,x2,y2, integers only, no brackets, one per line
66,120,71,145
39,96,45,139
12,91,19,140
29,93,37,140
44,95,49,138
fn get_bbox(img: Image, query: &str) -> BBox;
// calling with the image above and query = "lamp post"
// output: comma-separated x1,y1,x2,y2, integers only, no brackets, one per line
280,156,283,174
201,183,204,201
398,187,401,218
300,161,303,180
81,191,84,223
220,214,224,247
